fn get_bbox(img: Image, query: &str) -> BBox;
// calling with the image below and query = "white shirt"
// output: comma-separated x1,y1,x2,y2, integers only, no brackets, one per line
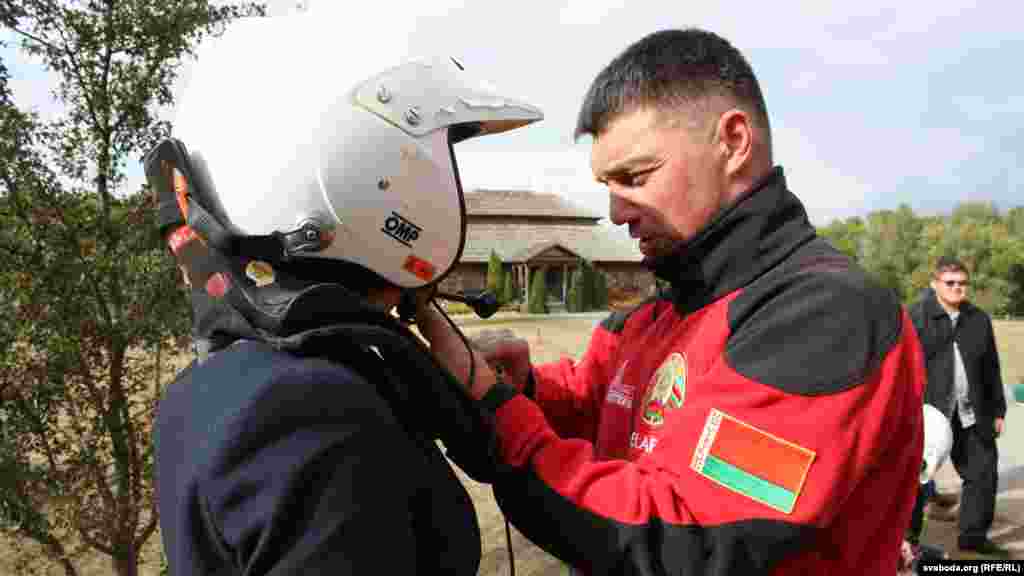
949,311,975,428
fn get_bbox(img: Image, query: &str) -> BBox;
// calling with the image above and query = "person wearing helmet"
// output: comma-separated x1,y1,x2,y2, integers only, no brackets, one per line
416,29,927,574
149,9,540,575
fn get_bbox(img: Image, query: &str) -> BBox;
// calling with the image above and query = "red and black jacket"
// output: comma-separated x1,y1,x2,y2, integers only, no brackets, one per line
485,168,926,575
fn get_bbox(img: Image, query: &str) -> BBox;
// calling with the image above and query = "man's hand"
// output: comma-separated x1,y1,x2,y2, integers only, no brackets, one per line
995,418,1005,437
414,292,498,400
470,329,532,392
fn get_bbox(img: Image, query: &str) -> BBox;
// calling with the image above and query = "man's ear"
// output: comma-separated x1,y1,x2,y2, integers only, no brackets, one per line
716,109,753,177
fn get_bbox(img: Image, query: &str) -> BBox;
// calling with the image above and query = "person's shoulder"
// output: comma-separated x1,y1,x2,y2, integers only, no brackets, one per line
171,340,387,427
725,238,903,395
729,238,900,329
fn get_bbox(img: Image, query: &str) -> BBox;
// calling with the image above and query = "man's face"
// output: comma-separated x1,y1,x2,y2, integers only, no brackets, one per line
590,107,725,264
931,269,969,310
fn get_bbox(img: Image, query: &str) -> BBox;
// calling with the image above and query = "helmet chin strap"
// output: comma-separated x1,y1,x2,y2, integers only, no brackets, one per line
185,193,330,266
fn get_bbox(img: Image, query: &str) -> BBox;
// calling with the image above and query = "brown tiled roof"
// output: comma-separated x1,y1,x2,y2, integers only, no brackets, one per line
460,221,643,264
509,242,585,262
464,189,602,219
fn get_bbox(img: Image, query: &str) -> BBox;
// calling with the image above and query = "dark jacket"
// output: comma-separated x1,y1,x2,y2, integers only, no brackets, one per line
155,299,505,576
156,338,486,575
909,288,1006,437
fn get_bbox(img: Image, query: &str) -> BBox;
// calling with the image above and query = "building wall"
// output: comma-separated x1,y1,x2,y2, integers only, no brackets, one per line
443,262,653,300
439,263,488,294
596,262,656,296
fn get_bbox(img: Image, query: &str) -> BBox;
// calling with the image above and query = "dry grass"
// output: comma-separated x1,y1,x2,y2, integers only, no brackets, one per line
4,318,1021,575
996,320,1024,390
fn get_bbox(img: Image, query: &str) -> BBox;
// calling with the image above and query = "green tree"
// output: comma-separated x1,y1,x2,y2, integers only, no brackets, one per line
1006,207,1024,237
860,204,924,302
528,267,547,314
917,202,1023,315
593,267,609,310
580,261,597,311
817,216,865,262
566,267,584,312
487,250,504,296
501,270,514,305
0,2,265,575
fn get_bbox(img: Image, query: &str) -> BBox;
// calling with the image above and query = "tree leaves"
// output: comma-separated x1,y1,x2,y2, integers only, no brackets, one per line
818,201,1024,315
1,2,265,574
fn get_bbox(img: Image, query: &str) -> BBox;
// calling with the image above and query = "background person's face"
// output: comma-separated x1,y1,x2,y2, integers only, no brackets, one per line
932,269,969,309
591,107,725,264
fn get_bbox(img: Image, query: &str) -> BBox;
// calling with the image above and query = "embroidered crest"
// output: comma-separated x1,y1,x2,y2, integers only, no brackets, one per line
640,352,687,426
691,409,816,514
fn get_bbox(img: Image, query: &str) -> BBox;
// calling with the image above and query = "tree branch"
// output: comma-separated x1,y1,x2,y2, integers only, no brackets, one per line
136,514,158,552
76,355,118,516
74,514,115,556
3,448,82,576
6,24,60,53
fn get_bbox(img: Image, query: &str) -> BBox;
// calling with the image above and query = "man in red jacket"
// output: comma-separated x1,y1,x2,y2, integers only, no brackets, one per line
416,28,926,574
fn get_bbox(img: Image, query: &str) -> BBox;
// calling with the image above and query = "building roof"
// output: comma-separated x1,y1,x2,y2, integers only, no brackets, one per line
464,189,602,220
509,241,586,262
459,221,643,264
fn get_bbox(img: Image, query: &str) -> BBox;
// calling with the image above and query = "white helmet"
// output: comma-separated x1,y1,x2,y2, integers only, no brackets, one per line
921,404,953,485
169,8,542,289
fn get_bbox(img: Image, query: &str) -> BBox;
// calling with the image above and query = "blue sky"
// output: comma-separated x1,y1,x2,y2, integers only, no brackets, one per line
2,0,1021,227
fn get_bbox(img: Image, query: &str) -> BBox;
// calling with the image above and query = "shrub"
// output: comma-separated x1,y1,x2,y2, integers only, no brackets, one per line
501,272,515,304
528,268,548,314
487,250,504,295
593,268,609,310
567,267,584,312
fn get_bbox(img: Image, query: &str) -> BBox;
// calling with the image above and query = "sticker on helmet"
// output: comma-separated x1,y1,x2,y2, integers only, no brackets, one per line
205,272,230,298
245,260,275,287
168,226,199,256
382,211,422,247
170,164,189,218
403,254,436,281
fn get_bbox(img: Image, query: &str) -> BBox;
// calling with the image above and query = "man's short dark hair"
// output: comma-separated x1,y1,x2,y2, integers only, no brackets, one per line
574,29,771,146
934,256,969,277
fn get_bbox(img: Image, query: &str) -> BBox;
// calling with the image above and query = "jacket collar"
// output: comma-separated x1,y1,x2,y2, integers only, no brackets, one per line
651,167,817,316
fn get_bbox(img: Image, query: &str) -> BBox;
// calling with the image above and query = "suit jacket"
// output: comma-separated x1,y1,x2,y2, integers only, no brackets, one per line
909,288,1006,438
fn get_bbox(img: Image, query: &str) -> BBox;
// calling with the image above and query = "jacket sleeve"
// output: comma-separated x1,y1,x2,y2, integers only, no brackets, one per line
985,315,1007,420
199,360,422,575
490,275,924,574
529,306,638,440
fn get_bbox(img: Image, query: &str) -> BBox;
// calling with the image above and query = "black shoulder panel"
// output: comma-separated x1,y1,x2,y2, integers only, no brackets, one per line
726,239,902,396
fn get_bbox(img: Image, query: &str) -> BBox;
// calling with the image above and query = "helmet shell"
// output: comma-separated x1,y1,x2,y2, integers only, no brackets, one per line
921,404,953,485
174,9,542,288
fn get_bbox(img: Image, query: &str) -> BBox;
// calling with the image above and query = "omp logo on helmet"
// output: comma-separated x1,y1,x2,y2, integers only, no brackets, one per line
381,211,422,247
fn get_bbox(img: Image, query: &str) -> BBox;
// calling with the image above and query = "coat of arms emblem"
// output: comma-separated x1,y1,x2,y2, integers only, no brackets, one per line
641,352,687,426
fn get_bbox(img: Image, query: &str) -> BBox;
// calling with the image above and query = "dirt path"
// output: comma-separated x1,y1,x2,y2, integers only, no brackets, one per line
449,316,601,576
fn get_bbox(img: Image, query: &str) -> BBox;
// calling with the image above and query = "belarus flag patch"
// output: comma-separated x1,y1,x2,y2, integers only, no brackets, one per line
691,409,815,514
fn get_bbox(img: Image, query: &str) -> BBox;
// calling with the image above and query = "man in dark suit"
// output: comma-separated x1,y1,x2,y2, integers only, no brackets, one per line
909,256,1008,556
